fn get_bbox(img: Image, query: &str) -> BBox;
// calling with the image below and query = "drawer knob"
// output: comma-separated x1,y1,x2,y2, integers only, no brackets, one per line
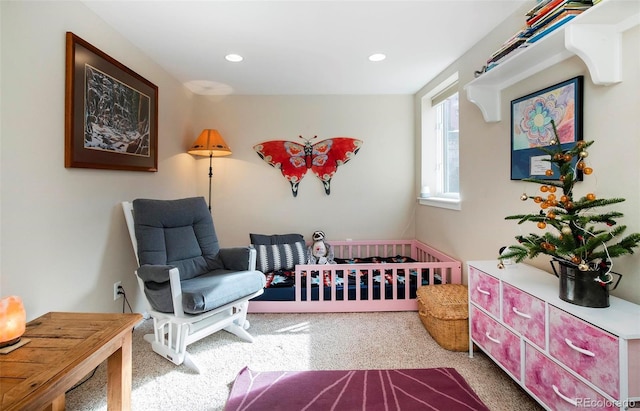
476,286,491,296
512,307,531,319
565,338,595,357
552,384,578,406
485,332,501,344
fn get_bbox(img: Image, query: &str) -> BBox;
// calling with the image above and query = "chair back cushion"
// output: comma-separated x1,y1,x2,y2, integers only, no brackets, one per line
133,197,221,281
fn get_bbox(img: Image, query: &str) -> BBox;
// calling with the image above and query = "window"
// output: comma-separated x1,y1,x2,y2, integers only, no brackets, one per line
420,73,460,210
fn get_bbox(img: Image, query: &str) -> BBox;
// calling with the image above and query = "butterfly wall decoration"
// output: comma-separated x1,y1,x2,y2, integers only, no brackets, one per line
254,136,363,197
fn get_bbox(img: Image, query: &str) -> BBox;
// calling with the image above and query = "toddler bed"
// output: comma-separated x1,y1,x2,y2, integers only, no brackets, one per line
248,236,462,313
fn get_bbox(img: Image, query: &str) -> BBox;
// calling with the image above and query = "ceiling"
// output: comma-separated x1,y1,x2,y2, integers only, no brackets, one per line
83,0,528,95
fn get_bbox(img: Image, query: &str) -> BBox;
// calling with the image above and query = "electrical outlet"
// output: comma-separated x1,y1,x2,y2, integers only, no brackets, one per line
113,281,122,301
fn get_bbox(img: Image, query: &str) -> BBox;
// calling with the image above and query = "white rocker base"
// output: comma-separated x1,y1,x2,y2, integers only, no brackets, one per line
143,298,259,373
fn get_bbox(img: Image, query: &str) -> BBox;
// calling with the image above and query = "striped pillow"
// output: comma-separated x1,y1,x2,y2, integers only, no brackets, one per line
250,233,308,273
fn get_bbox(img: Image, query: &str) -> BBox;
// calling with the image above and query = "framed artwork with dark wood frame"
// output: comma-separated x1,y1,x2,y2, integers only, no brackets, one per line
65,32,158,172
510,76,583,180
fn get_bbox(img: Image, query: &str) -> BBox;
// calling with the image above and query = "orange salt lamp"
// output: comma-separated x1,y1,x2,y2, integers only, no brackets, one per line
0,296,26,347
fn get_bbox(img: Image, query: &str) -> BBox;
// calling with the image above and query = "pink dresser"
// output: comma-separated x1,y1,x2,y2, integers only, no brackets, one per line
468,261,640,410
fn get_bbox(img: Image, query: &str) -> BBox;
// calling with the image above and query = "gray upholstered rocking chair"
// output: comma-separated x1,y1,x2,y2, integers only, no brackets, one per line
122,197,265,372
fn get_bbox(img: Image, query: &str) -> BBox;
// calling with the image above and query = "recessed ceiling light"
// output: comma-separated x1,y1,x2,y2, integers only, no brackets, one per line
368,53,386,62
225,54,243,62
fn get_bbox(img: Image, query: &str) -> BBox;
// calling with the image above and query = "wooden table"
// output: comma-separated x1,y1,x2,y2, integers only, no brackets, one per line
0,312,142,410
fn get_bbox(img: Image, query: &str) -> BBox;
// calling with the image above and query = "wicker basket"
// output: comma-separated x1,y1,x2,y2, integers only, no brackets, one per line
417,284,469,352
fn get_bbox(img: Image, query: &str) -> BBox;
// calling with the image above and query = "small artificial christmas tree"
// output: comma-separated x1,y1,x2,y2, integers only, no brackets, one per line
500,121,640,284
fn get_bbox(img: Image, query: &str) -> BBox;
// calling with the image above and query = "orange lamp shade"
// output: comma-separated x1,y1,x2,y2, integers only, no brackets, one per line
0,296,26,347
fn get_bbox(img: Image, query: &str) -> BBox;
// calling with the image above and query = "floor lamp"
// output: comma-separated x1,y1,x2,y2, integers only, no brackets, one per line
187,129,232,211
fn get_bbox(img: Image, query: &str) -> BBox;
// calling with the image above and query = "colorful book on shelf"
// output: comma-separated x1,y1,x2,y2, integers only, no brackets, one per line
489,32,525,57
528,3,579,31
524,3,588,37
487,38,527,64
526,0,568,26
527,0,591,27
526,0,554,18
526,14,578,43
485,45,529,71
531,8,585,33
560,1,593,12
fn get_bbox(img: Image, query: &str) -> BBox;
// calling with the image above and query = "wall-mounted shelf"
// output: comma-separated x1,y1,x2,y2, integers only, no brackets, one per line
464,0,640,123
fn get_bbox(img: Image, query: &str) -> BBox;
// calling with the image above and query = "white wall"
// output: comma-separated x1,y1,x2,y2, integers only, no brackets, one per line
0,1,197,319
193,94,416,246
415,4,640,304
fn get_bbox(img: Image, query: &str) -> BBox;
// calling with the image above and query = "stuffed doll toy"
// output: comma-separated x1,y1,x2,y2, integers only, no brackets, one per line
307,230,336,264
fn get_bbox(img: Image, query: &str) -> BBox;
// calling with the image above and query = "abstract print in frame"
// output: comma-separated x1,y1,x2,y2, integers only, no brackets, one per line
510,76,583,180
65,32,158,171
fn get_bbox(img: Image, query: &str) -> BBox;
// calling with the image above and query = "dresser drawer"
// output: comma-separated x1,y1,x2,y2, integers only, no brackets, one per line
549,306,619,399
469,267,500,317
502,283,545,349
525,344,617,411
470,305,520,379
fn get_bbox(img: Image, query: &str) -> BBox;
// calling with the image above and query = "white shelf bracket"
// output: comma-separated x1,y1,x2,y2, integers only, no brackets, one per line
564,24,622,86
465,85,501,123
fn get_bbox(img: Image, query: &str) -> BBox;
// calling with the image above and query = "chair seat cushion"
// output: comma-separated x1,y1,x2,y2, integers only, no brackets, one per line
145,270,266,314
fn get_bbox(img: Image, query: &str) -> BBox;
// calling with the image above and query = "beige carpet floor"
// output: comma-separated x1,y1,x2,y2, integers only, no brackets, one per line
65,312,543,410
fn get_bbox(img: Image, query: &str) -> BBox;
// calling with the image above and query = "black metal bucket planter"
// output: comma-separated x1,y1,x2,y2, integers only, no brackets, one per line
550,259,622,308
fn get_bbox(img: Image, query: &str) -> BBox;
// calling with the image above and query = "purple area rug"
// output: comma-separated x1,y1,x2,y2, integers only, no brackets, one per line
225,366,490,411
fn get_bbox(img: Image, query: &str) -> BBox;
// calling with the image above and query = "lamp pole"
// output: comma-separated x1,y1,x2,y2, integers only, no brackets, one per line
207,152,213,211
187,129,232,213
